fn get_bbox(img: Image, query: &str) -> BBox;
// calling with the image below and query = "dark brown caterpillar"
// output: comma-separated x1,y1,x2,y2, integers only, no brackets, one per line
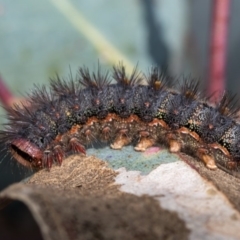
1,64,240,178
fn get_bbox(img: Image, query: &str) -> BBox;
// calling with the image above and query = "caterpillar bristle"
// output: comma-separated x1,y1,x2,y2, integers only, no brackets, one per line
50,75,79,98
216,92,240,119
180,78,201,101
28,85,54,109
147,67,170,91
79,66,110,89
113,63,142,86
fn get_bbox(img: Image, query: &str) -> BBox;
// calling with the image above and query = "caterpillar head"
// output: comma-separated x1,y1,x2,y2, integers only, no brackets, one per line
10,138,43,169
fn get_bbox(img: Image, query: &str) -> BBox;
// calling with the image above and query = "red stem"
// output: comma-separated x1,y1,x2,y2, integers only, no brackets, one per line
208,0,230,101
0,75,14,108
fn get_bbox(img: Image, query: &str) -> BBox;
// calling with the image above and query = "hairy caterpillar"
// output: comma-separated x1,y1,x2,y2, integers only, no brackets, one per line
1,64,240,178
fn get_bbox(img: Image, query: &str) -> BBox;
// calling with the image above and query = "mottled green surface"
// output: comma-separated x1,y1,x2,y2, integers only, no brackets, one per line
88,146,178,174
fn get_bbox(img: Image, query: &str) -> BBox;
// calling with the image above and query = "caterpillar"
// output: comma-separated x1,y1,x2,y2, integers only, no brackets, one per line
0,64,240,178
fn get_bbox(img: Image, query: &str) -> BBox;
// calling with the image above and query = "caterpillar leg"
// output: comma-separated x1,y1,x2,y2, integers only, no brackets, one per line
167,127,218,170
167,127,199,153
135,137,155,152
166,133,182,153
134,130,155,151
110,129,131,150
197,148,217,170
209,143,230,157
